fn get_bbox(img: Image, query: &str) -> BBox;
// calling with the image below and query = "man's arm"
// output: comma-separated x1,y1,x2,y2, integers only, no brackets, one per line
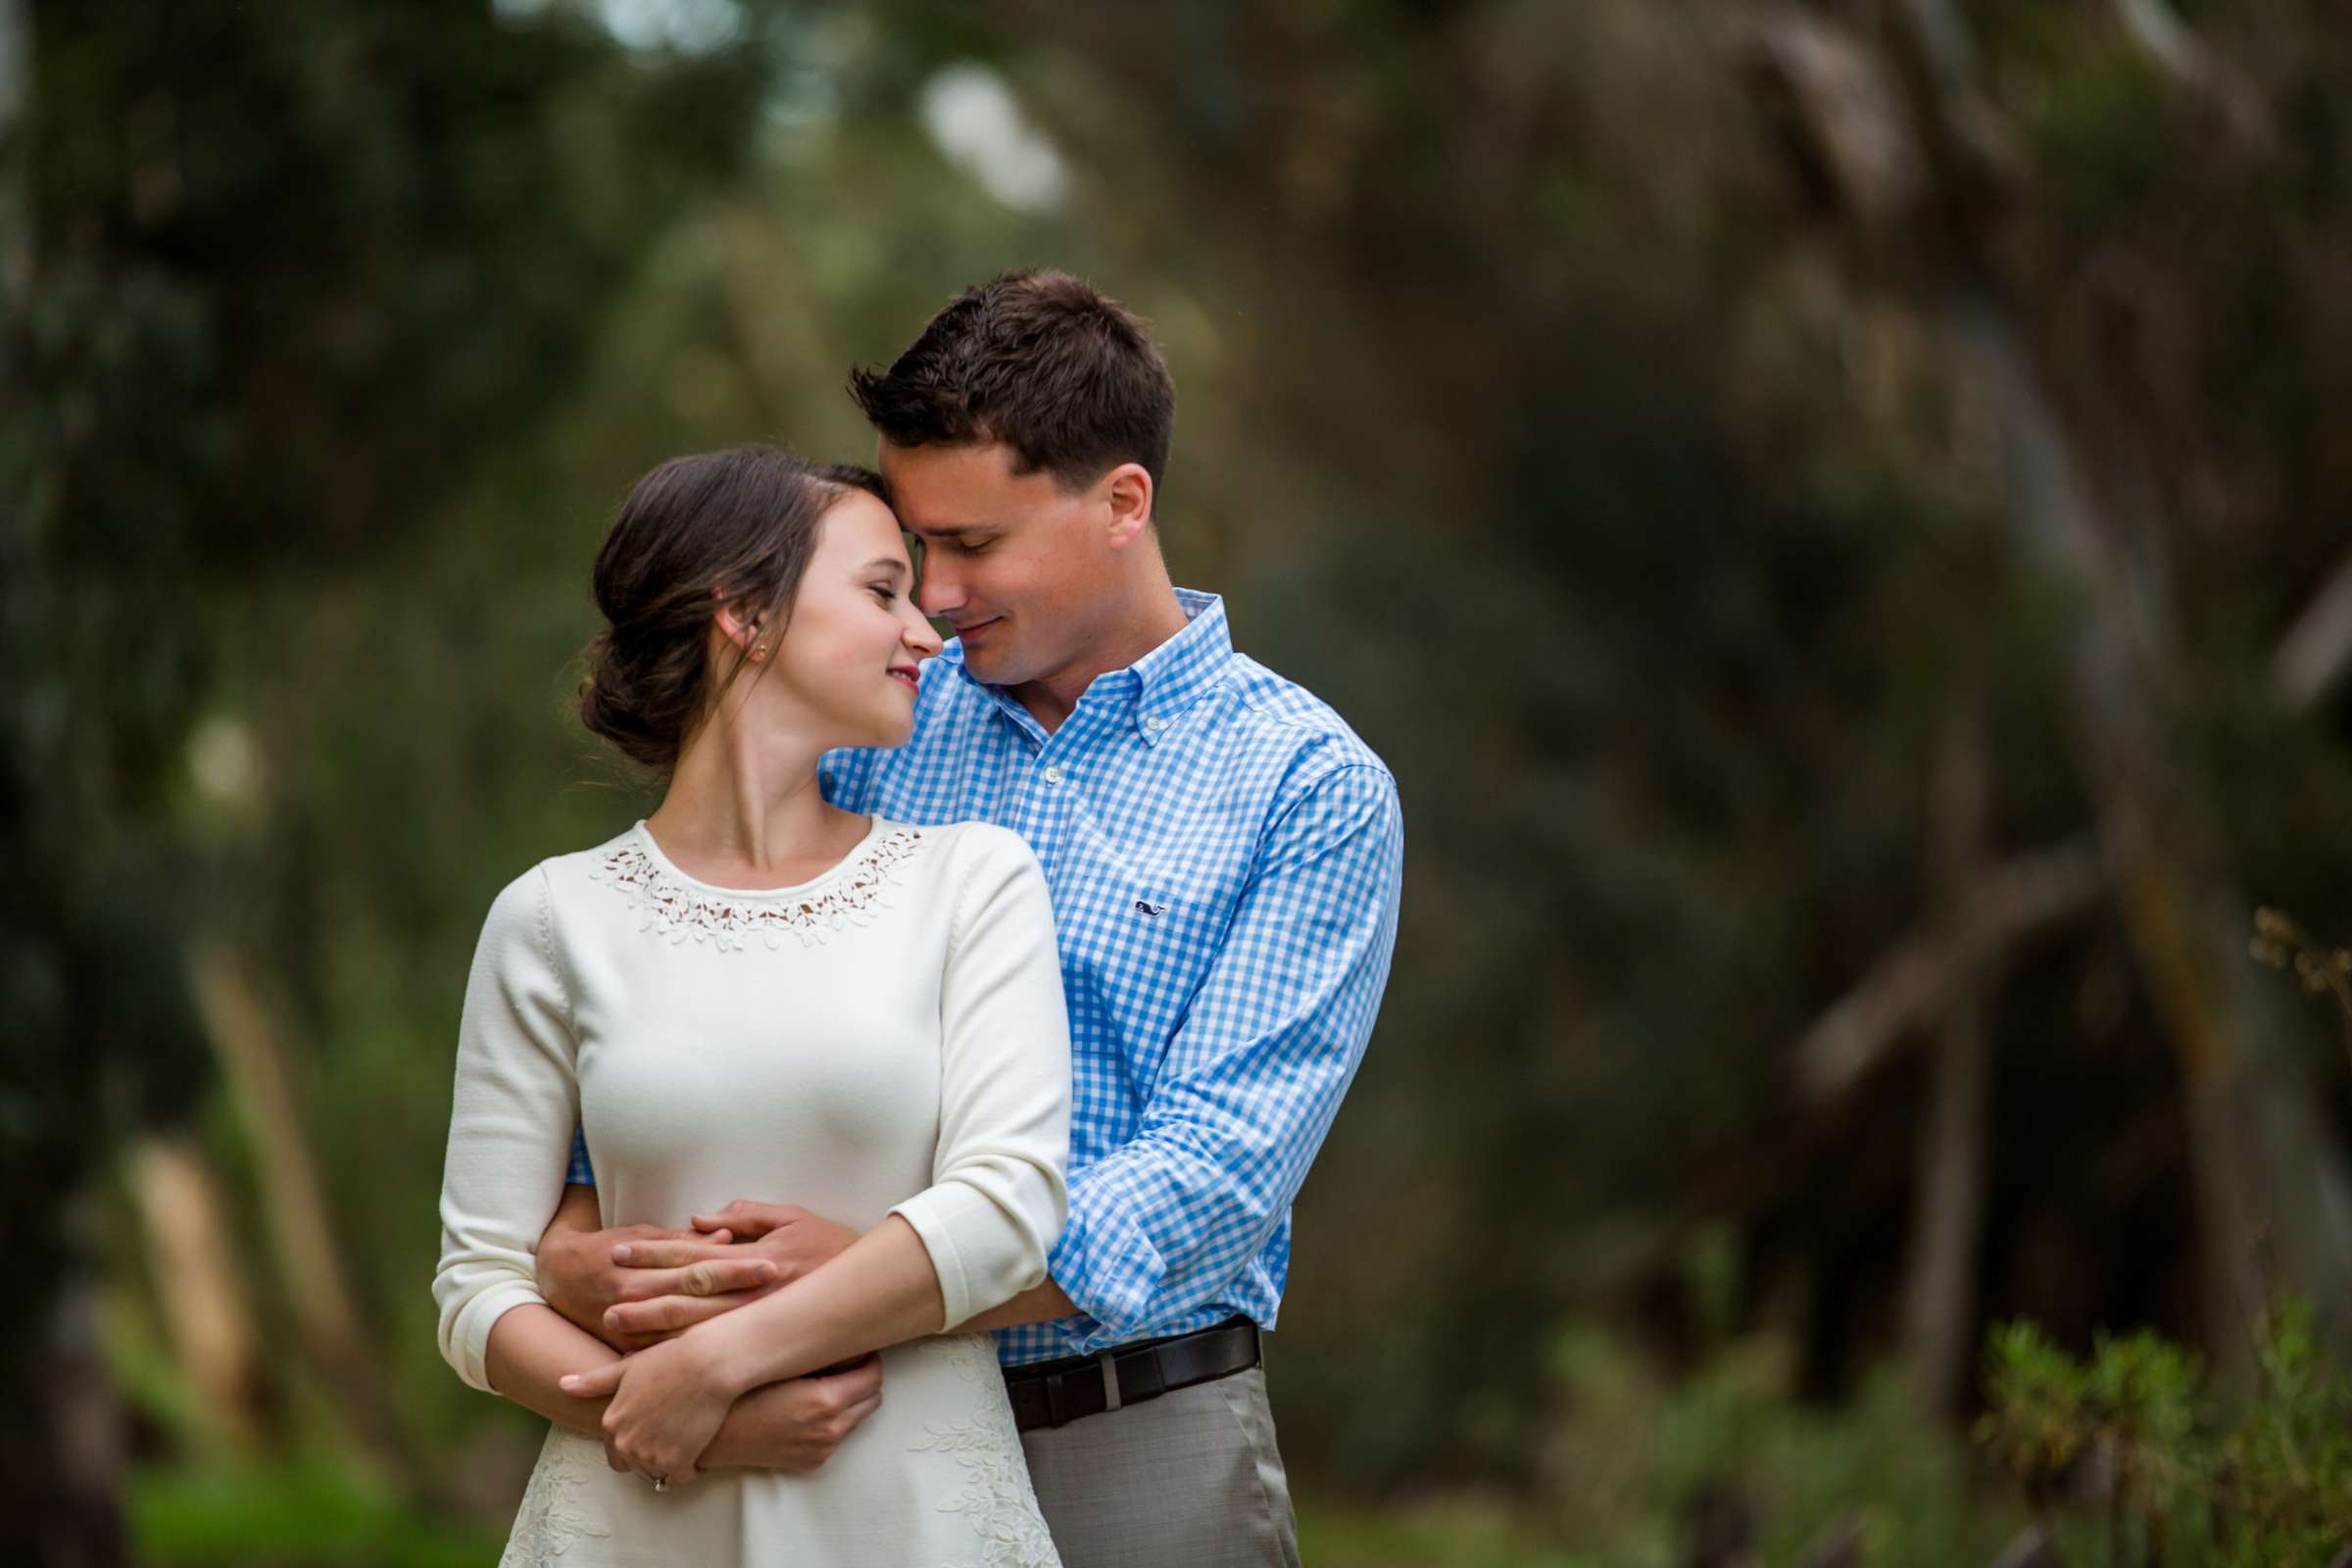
1043,762,1403,1350
954,1279,1076,1333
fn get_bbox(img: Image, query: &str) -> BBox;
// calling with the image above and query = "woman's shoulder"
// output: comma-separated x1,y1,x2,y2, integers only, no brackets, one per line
905,818,1044,883
480,827,644,923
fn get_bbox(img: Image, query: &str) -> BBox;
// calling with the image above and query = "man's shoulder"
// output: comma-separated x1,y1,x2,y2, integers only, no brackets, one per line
1212,652,1394,792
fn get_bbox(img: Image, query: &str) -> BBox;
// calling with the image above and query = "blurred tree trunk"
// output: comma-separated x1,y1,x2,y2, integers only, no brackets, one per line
0,1281,129,1568
129,1134,272,1451
1752,0,2352,1370
190,940,419,1485
0,5,126,1563
1900,691,1992,1417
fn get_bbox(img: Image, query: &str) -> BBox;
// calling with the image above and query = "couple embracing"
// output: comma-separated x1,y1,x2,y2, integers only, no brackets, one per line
433,270,1403,1567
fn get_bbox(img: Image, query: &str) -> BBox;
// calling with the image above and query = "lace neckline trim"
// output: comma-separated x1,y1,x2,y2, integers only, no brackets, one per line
589,821,926,952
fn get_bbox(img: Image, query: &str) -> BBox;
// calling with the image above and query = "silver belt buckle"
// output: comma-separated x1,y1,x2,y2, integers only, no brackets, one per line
1098,1349,1123,1413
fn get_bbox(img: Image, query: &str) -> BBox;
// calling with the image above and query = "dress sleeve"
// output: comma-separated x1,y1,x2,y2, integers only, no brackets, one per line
433,865,578,1394
888,829,1072,1330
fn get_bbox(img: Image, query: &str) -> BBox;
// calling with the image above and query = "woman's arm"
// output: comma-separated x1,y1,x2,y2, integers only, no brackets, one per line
434,867,597,1397
483,1304,619,1435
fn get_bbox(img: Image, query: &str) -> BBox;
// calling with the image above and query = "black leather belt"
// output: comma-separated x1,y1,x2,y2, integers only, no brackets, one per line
1003,1316,1261,1432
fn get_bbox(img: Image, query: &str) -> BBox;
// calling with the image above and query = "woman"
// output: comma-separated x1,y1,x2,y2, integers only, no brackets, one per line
433,448,1070,1567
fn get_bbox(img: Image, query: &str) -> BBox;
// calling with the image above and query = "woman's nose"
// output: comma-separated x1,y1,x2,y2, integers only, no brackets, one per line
904,608,945,657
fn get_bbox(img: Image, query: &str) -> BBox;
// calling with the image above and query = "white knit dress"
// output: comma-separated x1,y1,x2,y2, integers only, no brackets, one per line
433,816,1070,1568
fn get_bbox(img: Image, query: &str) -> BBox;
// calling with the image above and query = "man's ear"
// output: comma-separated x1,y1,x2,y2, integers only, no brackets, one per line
1101,463,1154,548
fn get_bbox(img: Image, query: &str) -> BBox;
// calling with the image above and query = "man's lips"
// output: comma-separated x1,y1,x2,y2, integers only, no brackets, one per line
954,616,1002,643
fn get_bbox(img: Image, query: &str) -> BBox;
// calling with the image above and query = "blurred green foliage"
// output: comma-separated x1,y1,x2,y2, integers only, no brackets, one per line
1982,1299,2352,1563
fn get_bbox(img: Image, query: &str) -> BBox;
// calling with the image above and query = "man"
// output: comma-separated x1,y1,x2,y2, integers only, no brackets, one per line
536,270,1402,1565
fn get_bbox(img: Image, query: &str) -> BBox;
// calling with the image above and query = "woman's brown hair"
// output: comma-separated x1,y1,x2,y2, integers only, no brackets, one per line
578,447,888,772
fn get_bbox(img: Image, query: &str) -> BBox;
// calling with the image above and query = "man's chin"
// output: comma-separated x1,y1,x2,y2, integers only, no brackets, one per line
957,647,1014,685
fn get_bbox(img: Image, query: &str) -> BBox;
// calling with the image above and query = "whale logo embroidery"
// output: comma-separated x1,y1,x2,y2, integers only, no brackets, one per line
1134,900,1167,918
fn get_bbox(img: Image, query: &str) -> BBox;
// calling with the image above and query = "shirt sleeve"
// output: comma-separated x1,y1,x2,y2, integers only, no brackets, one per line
1048,762,1403,1347
888,828,1073,1331
433,865,578,1394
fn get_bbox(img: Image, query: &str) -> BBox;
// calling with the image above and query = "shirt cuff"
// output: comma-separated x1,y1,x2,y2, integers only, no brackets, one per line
1043,1193,1167,1344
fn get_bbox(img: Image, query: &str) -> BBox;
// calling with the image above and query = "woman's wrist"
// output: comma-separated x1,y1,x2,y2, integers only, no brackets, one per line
695,1304,793,1398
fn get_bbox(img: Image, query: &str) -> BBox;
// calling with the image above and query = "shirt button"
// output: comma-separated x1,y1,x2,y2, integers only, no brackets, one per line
1043,764,1064,785
1144,716,1163,732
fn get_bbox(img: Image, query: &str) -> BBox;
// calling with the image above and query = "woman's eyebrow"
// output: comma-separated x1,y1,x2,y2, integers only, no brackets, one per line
861,556,911,578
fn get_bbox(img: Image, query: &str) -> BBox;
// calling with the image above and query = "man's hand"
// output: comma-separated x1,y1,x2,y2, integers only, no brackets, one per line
700,1354,886,1473
596,1201,861,1341
534,1187,779,1353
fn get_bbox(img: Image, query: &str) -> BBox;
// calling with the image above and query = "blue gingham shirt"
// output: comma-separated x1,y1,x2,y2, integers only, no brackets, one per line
568,588,1402,1366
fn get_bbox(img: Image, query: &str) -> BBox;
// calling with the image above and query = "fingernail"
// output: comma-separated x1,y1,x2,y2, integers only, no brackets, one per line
560,1375,578,1391
612,1245,632,1263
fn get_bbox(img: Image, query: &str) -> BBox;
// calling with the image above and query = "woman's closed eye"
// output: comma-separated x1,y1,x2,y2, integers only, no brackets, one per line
869,584,900,605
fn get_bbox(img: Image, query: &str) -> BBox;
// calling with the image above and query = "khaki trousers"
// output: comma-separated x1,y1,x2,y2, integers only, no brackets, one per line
1016,1365,1301,1568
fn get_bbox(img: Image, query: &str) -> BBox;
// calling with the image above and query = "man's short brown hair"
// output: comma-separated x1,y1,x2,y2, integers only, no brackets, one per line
849,270,1175,496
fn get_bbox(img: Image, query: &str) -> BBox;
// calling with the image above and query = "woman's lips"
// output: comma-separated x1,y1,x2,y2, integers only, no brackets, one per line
888,668,920,692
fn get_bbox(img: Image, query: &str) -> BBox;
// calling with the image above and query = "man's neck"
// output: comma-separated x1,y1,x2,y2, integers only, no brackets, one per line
1010,582,1193,734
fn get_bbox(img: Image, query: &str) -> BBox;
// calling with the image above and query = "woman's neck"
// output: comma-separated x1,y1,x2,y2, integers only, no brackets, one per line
645,708,865,885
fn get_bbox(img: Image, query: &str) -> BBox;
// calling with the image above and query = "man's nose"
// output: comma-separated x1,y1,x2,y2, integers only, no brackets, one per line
915,564,961,618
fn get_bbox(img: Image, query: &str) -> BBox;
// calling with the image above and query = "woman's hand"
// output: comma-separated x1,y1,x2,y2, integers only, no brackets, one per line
561,1333,741,1488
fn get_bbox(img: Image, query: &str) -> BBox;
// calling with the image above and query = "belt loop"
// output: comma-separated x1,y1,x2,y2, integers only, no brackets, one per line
1098,1350,1122,1413
1045,1373,1072,1429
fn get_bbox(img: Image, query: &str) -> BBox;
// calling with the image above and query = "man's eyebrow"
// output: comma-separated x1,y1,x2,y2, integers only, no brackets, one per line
908,522,992,539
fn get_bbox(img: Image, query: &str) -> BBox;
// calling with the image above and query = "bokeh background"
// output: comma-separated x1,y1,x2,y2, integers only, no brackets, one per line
11,0,2352,1562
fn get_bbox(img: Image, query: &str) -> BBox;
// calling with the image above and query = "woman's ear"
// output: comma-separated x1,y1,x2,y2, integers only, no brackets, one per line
713,600,771,662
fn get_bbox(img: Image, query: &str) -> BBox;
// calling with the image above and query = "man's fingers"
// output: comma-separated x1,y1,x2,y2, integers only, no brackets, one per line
614,1258,777,1302
694,1200,803,1239
612,1237,736,1269
814,1353,885,1402
605,1289,758,1337
560,1359,627,1399
832,1388,883,1440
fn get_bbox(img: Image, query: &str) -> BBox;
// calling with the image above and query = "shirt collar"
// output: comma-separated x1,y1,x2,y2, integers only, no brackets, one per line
943,587,1232,748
